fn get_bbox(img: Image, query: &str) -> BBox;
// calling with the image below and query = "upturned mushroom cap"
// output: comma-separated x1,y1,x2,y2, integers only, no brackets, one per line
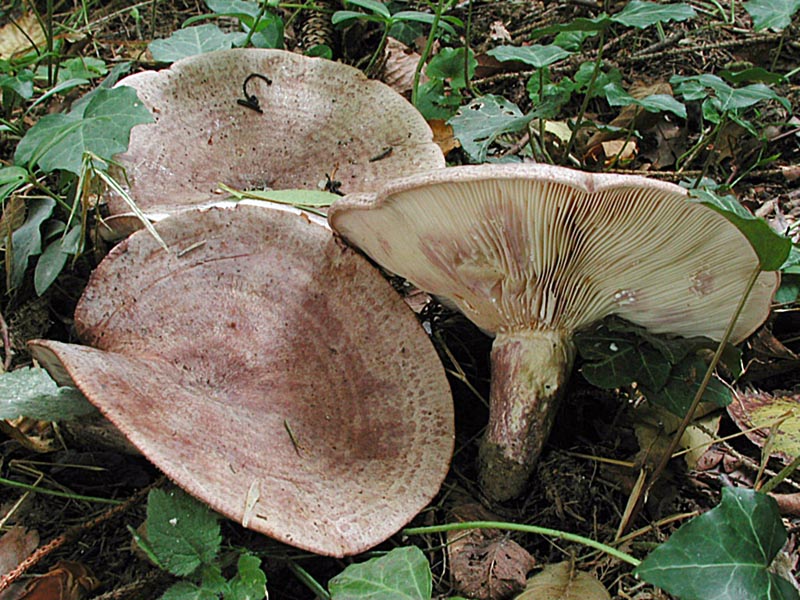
329,163,778,500
29,201,454,556
102,49,444,236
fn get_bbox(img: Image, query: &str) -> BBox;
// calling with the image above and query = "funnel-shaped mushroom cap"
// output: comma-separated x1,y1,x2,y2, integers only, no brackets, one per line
29,202,454,556
329,164,776,342
103,49,444,234
329,164,777,500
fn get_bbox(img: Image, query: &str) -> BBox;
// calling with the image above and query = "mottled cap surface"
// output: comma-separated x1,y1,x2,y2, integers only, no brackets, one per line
30,202,453,557
103,49,444,234
329,164,777,342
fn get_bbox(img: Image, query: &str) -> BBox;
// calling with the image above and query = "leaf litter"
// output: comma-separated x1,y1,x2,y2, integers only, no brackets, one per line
1,0,800,599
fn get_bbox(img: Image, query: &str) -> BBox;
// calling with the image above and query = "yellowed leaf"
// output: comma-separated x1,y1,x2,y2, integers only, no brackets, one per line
516,562,610,600
0,13,47,60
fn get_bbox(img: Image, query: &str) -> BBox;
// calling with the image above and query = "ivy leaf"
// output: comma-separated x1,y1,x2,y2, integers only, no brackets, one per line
744,0,800,30
34,225,83,295
488,44,572,69
689,189,792,271
577,336,670,391
448,95,533,163
611,1,696,28
9,197,54,290
144,488,221,577
0,367,95,421
328,546,432,600
0,165,29,202
603,82,687,118
14,86,153,175
149,24,245,62
636,488,797,600
426,47,476,89
648,354,732,416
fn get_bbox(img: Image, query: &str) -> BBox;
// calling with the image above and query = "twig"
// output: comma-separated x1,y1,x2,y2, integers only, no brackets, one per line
0,476,165,593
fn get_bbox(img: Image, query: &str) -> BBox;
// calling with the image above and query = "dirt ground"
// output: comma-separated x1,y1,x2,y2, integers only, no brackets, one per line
1,1,799,598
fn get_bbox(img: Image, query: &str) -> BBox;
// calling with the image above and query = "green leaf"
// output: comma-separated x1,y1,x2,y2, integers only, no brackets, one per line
145,488,221,577
0,166,29,202
149,24,244,62
10,197,54,290
228,553,268,600
448,95,533,163
343,0,391,20
689,189,791,271
329,546,432,600
744,0,800,30
531,15,612,38
392,12,458,36
0,367,95,421
488,44,572,69
206,0,260,18
34,225,82,295
577,335,671,391
14,86,153,175
648,354,732,416
611,1,696,28
636,488,796,600
160,580,215,600
222,186,340,207
0,69,34,100
426,47,476,89
57,57,108,82
603,83,687,118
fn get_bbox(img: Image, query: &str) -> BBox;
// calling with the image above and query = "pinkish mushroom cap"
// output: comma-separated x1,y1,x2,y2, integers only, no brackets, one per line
29,201,454,556
102,48,445,237
328,163,778,501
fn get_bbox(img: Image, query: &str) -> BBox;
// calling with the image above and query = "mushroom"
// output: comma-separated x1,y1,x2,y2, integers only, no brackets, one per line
29,201,454,556
102,48,444,237
328,164,778,501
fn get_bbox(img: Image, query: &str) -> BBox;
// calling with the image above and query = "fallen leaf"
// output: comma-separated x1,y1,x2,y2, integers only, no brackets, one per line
448,504,536,600
517,561,610,600
0,13,47,60
769,492,800,516
382,37,425,97
600,139,638,167
727,390,800,463
0,527,38,575
16,561,100,600
429,119,460,156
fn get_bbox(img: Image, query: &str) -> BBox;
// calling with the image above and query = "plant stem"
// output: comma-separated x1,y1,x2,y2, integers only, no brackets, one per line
403,521,641,567
760,454,800,494
0,476,125,505
622,264,762,533
242,0,271,47
562,29,606,163
412,0,446,107
287,561,331,600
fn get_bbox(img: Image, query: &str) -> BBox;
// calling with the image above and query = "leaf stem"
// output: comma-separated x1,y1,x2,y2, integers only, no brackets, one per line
288,560,331,599
403,520,641,567
0,476,125,505
622,264,762,533
412,0,446,107
562,29,606,163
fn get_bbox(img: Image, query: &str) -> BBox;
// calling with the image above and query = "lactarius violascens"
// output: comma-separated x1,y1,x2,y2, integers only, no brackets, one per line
29,202,454,556
102,48,444,236
328,164,778,501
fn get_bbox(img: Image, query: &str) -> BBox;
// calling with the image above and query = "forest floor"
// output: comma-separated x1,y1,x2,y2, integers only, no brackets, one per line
1,1,799,599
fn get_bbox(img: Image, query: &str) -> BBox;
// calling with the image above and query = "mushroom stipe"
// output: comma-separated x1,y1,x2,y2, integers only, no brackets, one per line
329,163,778,501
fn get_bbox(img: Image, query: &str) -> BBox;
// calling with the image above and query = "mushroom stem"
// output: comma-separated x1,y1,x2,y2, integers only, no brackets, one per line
479,328,575,501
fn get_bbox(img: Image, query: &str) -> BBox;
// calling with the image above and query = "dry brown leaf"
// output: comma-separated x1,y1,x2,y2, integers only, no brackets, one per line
0,13,47,59
516,561,610,600
0,527,38,575
381,37,425,96
448,503,536,600
769,492,800,516
600,139,638,167
16,561,99,600
429,119,460,156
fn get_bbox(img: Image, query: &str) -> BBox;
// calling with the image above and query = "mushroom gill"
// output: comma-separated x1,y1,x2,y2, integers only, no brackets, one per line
328,164,778,501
